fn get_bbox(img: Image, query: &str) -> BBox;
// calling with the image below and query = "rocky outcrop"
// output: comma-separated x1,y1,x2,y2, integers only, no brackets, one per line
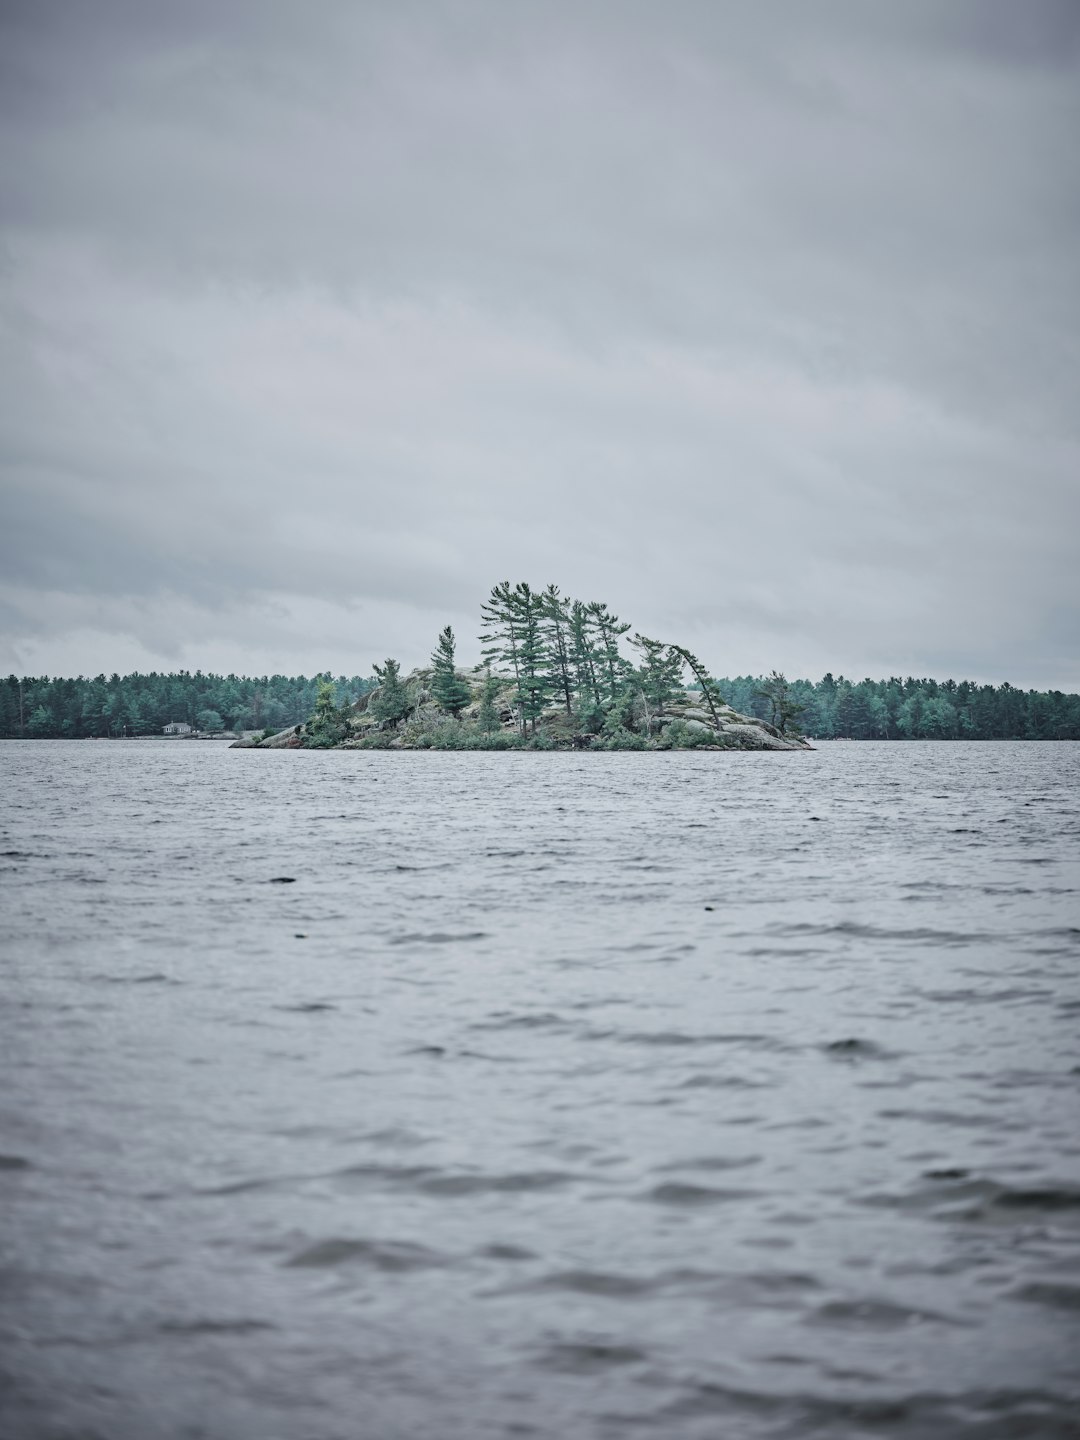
233,669,812,751
230,727,303,748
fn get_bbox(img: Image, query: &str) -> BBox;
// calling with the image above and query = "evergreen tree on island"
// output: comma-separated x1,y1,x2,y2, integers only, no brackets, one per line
370,659,411,725
755,670,804,737
305,679,350,746
477,666,501,733
631,634,684,726
430,626,471,717
480,582,552,736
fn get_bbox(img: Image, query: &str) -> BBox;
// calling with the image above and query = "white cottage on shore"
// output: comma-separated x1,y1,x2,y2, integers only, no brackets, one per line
162,722,193,736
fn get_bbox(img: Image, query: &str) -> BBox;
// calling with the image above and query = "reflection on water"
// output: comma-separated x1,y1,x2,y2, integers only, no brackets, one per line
1,740,1079,1439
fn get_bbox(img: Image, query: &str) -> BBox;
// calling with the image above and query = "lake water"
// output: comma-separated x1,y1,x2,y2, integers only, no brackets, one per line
1,739,1079,1440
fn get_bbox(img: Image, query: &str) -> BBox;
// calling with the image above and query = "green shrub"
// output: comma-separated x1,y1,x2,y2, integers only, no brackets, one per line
460,731,524,750
301,731,340,749
524,732,557,750
355,731,395,749
600,726,647,750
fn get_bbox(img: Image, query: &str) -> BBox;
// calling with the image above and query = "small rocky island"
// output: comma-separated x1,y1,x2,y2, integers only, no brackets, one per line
234,582,812,752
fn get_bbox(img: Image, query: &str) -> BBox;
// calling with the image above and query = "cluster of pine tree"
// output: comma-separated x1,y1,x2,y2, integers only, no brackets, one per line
342,583,777,750
0,672,374,739
478,582,651,738
710,674,1080,741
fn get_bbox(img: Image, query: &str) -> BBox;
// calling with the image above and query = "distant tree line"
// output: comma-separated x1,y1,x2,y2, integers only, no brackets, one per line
0,672,374,739
707,673,1080,741
4,649,1077,743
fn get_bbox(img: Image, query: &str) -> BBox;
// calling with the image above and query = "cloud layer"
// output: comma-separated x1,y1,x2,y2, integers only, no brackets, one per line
2,1,1078,684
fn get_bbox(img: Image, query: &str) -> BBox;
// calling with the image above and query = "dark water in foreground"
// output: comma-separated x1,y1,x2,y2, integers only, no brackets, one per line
1,740,1079,1440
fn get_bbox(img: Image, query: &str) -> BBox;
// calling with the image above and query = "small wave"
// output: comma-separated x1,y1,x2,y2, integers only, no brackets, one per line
656,1155,760,1173
745,946,829,958
390,931,490,945
622,1030,715,1047
861,1172,1080,1223
469,1011,569,1032
915,987,1050,1005
358,1126,430,1149
991,1185,1080,1213
636,1382,1080,1434
158,1318,274,1336
332,1161,578,1197
533,1340,648,1373
807,1297,970,1330
197,1175,296,1197
876,1107,1020,1132
477,1242,536,1262
0,1154,31,1171
516,1269,661,1298
421,1169,576,1197
773,921,994,944
286,1237,448,1271
592,1029,789,1051
642,1181,759,1206
91,972,179,986
822,1038,897,1061
1010,1282,1080,1311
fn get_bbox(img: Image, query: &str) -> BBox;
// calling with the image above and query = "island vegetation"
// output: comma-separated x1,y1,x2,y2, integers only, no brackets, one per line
275,583,809,752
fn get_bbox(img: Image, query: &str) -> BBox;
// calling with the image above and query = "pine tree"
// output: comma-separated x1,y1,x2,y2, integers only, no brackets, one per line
480,582,525,733
480,582,551,735
477,666,501,733
540,585,575,717
755,671,804,736
512,584,551,735
370,659,411,725
567,601,602,727
671,647,727,732
304,680,349,746
26,704,53,737
586,601,631,708
430,626,472,717
630,635,684,725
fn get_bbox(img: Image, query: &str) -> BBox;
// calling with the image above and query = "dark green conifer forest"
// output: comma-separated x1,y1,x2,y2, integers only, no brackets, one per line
707,674,1080,740
3,625,1078,743
0,673,373,739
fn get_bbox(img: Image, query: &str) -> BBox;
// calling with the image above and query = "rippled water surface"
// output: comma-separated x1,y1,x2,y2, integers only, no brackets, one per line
2,739,1079,1439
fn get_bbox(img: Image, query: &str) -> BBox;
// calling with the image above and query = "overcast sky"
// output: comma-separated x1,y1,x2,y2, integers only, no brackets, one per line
1,1,1077,687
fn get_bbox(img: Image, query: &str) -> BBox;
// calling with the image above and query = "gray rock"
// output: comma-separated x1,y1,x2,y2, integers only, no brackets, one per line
722,723,807,751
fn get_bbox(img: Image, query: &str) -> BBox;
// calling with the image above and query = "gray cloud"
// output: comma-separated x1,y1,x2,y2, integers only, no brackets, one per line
1,1,1077,685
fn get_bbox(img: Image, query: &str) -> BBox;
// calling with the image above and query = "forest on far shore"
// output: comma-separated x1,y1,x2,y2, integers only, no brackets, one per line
712,674,1080,741
2,669,1077,741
